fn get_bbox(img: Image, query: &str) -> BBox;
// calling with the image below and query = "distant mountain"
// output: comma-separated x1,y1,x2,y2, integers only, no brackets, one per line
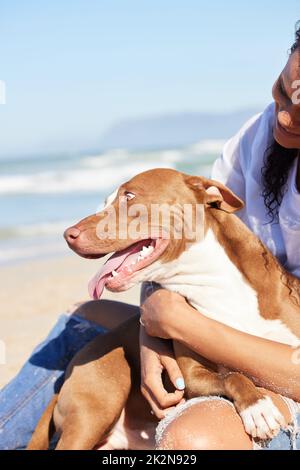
100,108,262,150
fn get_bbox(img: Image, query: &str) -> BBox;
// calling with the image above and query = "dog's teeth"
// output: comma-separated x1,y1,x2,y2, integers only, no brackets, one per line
139,245,154,258
112,270,118,277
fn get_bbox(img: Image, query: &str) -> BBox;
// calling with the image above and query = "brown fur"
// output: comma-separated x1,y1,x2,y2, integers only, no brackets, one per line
207,208,300,337
28,169,300,449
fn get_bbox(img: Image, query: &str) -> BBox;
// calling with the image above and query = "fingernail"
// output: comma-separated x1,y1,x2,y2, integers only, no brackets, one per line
175,378,185,390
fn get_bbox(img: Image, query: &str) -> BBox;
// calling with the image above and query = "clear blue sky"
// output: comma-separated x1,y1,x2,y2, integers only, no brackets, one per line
0,1,299,156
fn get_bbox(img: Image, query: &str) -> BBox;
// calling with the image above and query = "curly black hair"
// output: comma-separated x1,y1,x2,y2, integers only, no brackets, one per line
291,21,300,52
262,22,300,222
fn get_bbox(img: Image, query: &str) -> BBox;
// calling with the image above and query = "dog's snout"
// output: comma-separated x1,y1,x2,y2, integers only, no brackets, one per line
64,226,81,244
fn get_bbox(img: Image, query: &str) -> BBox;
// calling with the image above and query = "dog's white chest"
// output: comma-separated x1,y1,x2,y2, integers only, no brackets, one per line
155,229,300,347
97,410,156,450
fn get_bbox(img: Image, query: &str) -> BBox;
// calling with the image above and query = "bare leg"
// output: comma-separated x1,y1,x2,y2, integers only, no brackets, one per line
157,390,291,450
175,342,287,439
71,299,140,330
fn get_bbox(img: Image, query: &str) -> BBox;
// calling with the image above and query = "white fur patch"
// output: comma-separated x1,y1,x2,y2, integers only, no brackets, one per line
135,228,300,347
240,396,286,439
103,188,119,210
97,410,155,450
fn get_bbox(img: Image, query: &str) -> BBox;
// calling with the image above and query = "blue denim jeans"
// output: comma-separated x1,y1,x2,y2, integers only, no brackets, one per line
1,311,299,450
156,396,300,450
0,314,107,450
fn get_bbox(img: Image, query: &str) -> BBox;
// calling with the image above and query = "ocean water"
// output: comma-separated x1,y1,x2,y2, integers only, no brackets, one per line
0,140,224,265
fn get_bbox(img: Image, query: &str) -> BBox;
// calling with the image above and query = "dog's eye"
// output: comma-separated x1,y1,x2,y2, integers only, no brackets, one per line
125,191,135,201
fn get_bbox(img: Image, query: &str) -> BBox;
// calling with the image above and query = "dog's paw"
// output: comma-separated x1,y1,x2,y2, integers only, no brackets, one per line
240,396,286,440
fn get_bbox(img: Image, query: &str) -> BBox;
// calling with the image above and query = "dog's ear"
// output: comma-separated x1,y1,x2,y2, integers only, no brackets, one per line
185,176,244,214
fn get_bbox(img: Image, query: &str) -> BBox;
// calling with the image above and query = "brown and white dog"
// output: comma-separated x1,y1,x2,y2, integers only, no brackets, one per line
28,168,300,450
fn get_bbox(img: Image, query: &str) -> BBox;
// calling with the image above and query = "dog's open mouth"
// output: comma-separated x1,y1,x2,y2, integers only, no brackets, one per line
88,238,169,299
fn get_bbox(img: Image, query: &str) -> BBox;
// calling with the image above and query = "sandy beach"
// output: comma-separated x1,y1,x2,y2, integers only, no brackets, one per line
0,120,218,392
0,255,140,389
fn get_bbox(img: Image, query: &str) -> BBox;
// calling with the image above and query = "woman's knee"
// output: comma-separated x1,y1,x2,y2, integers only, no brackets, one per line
157,400,253,450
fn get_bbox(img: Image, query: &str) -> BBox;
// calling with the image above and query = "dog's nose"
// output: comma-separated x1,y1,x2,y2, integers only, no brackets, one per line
64,226,81,244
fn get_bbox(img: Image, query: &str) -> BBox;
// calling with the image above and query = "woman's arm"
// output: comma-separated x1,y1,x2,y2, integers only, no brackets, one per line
139,282,185,418
140,289,300,402
139,328,185,419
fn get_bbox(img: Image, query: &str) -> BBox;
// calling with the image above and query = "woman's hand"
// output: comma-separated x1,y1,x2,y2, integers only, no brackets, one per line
140,327,185,419
140,288,188,339
141,290,300,402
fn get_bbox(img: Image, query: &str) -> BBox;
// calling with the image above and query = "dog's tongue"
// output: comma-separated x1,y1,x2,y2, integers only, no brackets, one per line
88,242,144,299
88,251,128,300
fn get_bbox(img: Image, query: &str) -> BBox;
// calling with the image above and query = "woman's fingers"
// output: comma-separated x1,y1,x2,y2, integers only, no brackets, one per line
160,352,186,392
143,370,184,406
141,384,178,420
141,377,185,420
139,329,185,419
141,366,184,419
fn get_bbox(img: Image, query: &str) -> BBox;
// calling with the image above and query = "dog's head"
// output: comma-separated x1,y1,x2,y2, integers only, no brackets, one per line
64,168,243,298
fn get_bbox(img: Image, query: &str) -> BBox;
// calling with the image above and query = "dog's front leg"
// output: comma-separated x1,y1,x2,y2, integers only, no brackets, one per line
173,341,285,440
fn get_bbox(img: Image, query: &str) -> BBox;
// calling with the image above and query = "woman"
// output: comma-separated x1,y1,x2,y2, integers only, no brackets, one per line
140,24,300,450
1,24,300,450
